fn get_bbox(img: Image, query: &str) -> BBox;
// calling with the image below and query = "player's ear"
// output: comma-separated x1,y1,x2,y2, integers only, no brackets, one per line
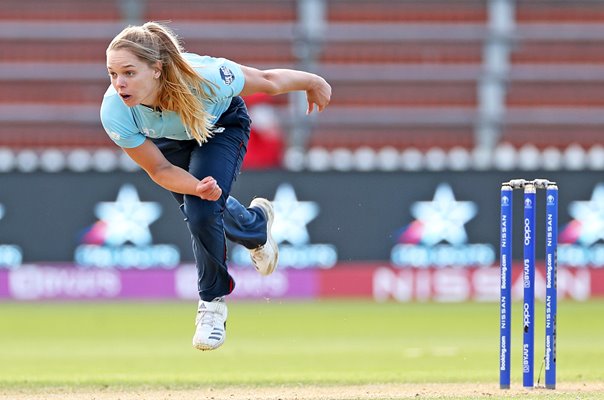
153,61,162,79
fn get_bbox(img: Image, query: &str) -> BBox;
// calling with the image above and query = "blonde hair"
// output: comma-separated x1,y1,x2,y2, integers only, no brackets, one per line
107,21,217,144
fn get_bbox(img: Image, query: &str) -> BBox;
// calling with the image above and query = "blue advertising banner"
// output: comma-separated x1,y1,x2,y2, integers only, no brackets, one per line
1,170,604,270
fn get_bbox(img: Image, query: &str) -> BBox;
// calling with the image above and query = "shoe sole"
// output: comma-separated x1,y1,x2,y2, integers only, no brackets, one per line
193,342,224,351
251,198,279,275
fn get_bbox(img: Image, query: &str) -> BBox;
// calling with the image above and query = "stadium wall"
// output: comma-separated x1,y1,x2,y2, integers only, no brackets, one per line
1,170,604,301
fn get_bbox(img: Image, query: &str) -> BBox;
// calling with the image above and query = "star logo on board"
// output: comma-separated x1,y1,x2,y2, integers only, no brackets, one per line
75,184,180,269
397,183,477,246
560,183,604,246
230,183,337,269
272,183,319,245
81,184,161,246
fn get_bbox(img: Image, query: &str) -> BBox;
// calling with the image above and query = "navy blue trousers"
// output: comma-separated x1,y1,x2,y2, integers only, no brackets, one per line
152,97,267,301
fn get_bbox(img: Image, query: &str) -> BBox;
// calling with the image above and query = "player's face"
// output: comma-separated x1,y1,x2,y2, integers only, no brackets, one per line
106,49,161,108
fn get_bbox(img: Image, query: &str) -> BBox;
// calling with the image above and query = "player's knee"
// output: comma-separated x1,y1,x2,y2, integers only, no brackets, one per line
184,199,221,231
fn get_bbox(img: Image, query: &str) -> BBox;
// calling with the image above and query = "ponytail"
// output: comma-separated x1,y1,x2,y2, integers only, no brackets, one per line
107,22,217,144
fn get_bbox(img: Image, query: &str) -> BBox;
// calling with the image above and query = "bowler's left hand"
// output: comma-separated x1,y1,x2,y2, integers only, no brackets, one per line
306,76,332,114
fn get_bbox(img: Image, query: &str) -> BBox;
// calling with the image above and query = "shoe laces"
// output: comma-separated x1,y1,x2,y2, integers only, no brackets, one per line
197,308,216,328
196,298,223,328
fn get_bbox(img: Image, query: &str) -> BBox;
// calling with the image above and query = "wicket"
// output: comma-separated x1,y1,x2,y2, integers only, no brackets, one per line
499,179,558,389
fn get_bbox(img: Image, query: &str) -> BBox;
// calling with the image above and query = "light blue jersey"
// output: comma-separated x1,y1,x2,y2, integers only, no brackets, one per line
100,53,245,148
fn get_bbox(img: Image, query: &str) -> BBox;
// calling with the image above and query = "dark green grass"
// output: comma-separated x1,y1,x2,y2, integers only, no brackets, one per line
0,299,602,389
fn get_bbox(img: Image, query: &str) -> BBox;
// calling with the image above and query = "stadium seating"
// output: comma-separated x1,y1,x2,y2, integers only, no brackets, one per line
0,0,121,148
503,1,604,149
1,0,603,155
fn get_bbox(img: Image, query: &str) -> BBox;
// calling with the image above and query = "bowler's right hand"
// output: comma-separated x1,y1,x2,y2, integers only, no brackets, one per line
196,176,222,201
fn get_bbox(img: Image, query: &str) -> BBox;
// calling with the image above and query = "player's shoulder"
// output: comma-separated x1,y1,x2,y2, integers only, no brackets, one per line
184,53,243,91
183,52,222,67
101,86,129,119
184,53,238,74
102,85,121,108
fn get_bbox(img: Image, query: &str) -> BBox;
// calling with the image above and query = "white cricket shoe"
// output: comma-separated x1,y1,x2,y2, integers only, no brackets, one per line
192,297,227,351
249,197,279,276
